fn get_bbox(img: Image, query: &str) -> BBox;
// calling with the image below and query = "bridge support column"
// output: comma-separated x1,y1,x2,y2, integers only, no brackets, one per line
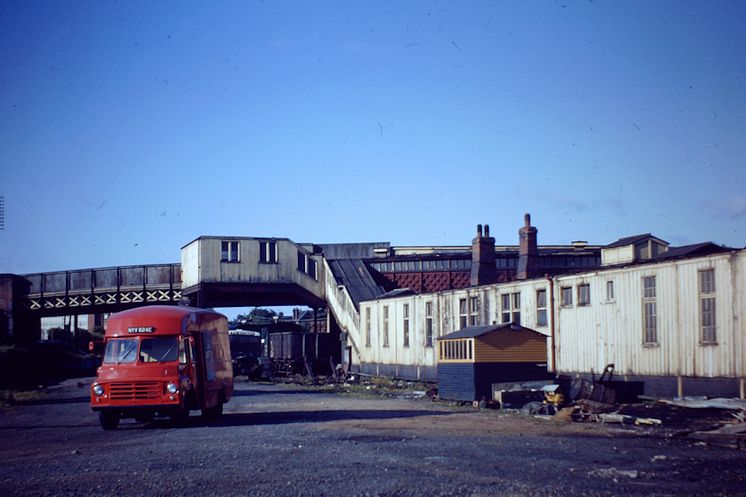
0,274,38,344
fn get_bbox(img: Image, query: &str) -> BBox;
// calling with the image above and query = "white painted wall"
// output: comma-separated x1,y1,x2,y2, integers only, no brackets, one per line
355,249,746,381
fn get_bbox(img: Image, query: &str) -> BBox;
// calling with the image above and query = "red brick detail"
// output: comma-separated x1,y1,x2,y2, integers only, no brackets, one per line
379,273,396,288
393,273,423,292
382,270,487,293
449,272,471,289
497,270,517,283
422,273,449,292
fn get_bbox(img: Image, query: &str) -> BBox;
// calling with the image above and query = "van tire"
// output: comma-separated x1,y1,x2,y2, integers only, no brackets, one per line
99,411,120,430
202,399,224,421
170,404,190,427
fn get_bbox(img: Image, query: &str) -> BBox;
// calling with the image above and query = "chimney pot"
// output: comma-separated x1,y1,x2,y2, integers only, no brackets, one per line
524,213,531,228
484,224,490,237
477,224,483,237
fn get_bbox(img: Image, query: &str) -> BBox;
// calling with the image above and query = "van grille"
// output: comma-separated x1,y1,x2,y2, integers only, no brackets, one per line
109,382,161,400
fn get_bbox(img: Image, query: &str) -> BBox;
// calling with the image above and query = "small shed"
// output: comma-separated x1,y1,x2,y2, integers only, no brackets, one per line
437,323,551,402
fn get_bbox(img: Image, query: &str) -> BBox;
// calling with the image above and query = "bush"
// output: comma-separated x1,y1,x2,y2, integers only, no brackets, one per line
0,342,99,389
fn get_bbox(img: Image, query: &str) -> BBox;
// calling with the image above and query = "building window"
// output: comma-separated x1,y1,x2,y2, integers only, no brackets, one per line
642,276,657,344
425,301,434,348
259,241,278,263
439,339,473,361
297,251,318,279
536,289,547,326
221,241,239,262
469,296,479,326
578,283,591,306
501,292,520,325
606,280,615,301
560,286,573,307
402,303,410,347
382,305,389,347
308,258,317,279
459,298,468,329
365,307,371,348
699,269,716,343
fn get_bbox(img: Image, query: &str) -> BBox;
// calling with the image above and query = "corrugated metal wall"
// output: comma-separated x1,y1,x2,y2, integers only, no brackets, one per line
357,250,745,382
554,251,746,378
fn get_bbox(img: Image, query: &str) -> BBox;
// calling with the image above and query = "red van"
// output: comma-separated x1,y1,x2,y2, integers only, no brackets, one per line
90,305,233,430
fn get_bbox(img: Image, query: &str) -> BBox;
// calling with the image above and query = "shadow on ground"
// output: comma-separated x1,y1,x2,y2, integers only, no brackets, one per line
142,408,451,429
230,388,334,398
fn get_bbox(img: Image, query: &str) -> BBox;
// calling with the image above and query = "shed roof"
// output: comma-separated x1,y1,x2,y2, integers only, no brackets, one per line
438,323,543,340
604,233,668,248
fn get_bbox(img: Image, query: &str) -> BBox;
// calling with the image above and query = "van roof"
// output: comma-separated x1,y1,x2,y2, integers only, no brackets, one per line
105,305,225,338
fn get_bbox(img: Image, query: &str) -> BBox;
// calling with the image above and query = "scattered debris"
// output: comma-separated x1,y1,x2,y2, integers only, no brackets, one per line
689,426,746,449
662,397,746,410
520,401,558,416
588,468,639,480
495,389,545,409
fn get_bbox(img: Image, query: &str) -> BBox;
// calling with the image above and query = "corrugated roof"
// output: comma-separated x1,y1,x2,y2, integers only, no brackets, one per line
438,323,541,340
319,243,390,259
328,259,386,309
653,242,732,261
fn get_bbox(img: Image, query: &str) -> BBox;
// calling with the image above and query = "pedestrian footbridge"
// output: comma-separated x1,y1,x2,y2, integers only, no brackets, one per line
3,237,390,363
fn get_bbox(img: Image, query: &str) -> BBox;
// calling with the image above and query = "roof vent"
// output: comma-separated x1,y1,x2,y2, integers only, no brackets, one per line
571,240,588,249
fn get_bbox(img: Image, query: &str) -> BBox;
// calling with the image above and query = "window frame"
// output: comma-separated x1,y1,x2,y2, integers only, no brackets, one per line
402,303,410,348
606,280,615,302
642,276,657,345
500,292,521,325
259,240,278,264
536,289,547,327
577,283,591,307
560,286,573,307
221,240,240,263
699,269,717,344
458,298,468,329
364,307,371,348
296,250,318,280
438,338,474,362
382,305,390,348
425,301,434,348
468,296,479,326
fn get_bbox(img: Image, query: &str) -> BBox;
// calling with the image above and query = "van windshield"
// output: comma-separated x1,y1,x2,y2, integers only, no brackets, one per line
103,339,138,364
139,337,179,363
102,337,179,364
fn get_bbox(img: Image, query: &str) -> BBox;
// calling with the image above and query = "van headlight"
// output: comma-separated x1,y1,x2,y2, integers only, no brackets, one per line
92,384,104,396
166,382,178,394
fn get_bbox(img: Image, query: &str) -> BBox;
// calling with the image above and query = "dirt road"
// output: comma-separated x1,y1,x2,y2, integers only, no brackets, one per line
0,378,744,496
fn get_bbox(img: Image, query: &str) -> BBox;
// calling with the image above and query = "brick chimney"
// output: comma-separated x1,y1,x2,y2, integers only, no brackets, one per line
470,223,497,286
517,213,539,280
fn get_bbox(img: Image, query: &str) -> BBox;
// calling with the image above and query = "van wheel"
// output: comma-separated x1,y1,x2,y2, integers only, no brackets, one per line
170,405,190,427
99,411,120,430
202,400,223,421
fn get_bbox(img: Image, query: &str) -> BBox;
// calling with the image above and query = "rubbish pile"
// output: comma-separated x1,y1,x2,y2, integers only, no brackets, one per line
492,364,746,448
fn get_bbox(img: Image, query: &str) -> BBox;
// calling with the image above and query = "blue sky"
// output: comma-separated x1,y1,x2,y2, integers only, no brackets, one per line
2,0,745,276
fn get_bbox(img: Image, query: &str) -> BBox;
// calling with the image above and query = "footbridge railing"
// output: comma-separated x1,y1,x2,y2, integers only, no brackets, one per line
322,260,362,363
22,263,182,315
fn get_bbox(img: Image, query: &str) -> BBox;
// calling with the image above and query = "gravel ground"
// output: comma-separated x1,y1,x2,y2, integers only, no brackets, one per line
0,377,744,497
